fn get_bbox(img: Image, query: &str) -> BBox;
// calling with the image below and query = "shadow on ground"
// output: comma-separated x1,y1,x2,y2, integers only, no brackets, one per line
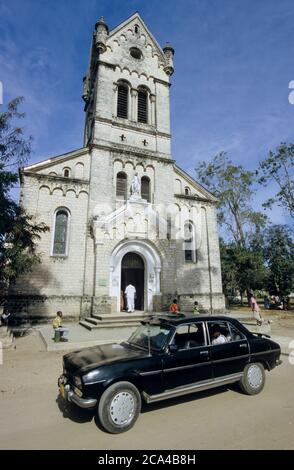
56,384,241,434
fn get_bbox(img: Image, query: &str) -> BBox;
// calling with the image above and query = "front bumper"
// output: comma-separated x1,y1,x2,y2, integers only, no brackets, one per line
58,375,97,409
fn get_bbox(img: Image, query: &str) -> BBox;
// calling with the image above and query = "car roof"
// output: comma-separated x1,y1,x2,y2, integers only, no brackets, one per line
146,314,239,327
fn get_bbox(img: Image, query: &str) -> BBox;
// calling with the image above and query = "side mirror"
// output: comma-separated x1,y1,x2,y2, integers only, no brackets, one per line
168,344,178,353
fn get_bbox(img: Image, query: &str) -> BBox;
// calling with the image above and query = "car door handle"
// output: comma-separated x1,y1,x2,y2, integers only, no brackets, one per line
239,343,248,348
200,350,209,355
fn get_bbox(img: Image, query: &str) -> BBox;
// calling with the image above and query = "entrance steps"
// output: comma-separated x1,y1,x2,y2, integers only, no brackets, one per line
79,312,161,331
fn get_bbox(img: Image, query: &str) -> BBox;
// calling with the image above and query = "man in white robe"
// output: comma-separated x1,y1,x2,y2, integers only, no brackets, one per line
125,284,136,312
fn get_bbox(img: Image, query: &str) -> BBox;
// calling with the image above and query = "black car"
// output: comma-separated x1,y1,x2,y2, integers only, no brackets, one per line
58,314,282,433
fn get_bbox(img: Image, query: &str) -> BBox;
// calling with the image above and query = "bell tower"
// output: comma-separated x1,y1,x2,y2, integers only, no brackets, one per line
82,13,175,159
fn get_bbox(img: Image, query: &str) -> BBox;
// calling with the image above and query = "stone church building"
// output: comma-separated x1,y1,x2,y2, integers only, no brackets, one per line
16,13,225,322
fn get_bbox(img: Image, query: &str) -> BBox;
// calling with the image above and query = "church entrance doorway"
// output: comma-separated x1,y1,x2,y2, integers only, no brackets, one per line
110,240,161,313
121,252,144,311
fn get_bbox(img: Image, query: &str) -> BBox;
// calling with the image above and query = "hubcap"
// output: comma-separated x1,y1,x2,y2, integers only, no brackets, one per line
247,365,263,389
109,391,135,426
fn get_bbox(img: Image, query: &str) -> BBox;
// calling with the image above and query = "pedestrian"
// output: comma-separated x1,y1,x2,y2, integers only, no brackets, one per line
264,296,270,310
193,301,200,314
120,290,125,311
125,284,136,313
52,311,69,342
0,311,11,327
169,299,180,314
285,296,290,311
249,294,263,326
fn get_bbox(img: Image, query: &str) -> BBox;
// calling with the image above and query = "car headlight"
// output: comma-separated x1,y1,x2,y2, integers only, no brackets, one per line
73,375,82,389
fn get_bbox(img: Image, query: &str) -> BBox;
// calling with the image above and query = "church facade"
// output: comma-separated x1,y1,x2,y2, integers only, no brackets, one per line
16,13,225,320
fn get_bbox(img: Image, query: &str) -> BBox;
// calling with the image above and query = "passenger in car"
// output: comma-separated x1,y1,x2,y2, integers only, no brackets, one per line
210,326,228,345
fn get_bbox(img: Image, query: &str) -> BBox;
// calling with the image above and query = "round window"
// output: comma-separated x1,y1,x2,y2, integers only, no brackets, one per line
130,47,142,60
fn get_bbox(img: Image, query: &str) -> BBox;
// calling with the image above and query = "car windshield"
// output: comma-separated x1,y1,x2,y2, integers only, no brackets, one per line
128,324,172,351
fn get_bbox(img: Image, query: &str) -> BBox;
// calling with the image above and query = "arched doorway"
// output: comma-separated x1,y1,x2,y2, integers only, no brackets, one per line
109,240,162,313
121,253,144,311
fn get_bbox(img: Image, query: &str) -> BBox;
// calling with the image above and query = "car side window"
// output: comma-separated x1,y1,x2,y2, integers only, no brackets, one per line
173,323,206,350
207,321,231,346
227,322,246,342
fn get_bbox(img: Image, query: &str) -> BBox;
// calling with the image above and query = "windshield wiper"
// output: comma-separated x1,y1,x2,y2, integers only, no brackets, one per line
127,341,148,351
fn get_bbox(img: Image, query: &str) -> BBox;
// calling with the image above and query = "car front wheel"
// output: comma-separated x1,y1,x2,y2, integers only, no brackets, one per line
98,381,141,434
239,363,265,395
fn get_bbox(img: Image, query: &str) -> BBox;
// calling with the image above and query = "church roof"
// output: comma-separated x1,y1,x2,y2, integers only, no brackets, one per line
107,12,166,61
22,147,89,172
174,164,218,202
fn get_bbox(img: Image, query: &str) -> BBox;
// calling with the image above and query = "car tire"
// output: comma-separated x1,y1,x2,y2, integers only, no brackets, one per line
239,363,265,395
98,381,141,434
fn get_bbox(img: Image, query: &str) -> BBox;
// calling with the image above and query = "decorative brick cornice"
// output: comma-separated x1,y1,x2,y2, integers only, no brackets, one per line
175,194,216,205
94,116,171,139
154,77,171,87
97,60,116,70
90,142,175,164
21,171,89,186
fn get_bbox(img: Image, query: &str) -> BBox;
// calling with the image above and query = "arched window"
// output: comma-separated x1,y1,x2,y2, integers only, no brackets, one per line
63,168,70,178
138,88,148,123
52,209,70,256
117,83,128,119
75,162,84,179
185,187,191,196
141,176,151,202
116,172,127,199
184,221,196,262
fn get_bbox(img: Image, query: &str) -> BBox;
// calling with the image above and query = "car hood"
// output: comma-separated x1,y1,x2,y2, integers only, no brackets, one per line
63,342,147,375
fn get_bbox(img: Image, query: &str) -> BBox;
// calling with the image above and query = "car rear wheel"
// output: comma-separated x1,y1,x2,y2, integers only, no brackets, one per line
239,363,265,395
98,381,141,434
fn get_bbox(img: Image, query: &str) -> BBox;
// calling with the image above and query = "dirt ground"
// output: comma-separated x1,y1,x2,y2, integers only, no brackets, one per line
0,316,294,450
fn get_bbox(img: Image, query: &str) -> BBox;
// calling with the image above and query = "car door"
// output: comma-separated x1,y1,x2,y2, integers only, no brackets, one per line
206,320,250,379
162,322,213,390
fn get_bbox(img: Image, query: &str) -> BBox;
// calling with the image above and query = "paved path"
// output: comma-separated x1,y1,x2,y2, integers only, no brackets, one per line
0,331,293,450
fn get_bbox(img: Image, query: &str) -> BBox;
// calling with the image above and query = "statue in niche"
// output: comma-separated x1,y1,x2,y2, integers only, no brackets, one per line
130,172,141,198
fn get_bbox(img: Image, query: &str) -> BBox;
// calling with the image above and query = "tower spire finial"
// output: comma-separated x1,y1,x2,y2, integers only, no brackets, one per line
95,16,109,54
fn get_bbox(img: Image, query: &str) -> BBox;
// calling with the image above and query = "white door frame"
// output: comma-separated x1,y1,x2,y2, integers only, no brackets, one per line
109,240,161,312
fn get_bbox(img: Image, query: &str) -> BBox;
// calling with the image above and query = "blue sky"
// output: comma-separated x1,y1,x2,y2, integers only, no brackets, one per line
1,0,293,224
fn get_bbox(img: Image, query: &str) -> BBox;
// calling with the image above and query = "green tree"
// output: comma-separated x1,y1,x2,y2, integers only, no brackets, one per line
195,152,267,247
263,225,294,296
258,143,294,218
195,152,267,300
0,97,48,292
220,240,267,305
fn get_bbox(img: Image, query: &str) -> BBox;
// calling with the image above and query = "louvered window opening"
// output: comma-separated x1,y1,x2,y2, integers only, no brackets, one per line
141,176,150,202
116,173,127,199
117,85,128,119
184,223,193,262
138,90,148,123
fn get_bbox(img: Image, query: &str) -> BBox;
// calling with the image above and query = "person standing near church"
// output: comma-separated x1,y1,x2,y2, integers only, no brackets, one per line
125,284,136,313
169,299,180,314
249,295,263,326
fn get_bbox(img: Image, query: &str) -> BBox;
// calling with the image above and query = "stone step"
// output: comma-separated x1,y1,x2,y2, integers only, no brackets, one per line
87,315,151,325
79,320,93,331
79,320,140,331
88,312,163,322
